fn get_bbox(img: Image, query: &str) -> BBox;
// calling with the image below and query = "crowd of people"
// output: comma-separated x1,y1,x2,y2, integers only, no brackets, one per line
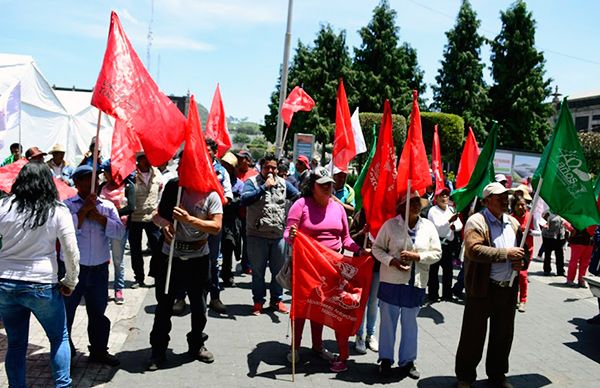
1,140,599,388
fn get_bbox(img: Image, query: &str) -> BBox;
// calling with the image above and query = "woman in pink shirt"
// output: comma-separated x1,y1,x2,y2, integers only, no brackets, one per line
285,167,365,373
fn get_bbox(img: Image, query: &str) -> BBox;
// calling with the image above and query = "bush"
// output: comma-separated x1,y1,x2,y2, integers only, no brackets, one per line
578,131,600,176
420,112,465,166
355,112,407,169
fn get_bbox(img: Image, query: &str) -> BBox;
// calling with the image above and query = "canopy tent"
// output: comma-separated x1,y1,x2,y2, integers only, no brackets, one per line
0,53,113,165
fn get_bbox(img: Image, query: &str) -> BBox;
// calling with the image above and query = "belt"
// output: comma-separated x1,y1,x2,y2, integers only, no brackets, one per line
174,239,207,251
490,279,511,288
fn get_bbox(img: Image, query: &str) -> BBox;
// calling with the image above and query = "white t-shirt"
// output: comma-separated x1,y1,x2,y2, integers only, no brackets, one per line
0,198,79,287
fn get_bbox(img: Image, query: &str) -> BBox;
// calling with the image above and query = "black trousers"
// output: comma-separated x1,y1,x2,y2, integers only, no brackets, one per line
428,239,457,299
542,237,565,275
455,282,518,383
128,221,160,283
149,252,210,356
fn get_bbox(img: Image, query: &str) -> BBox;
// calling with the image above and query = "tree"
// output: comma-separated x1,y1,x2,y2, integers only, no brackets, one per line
353,0,425,116
489,0,552,152
432,0,490,138
232,133,251,145
262,25,354,155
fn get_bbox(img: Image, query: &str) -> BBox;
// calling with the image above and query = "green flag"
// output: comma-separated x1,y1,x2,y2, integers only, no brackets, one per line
532,97,600,230
451,123,498,212
594,173,600,199
353,124,377,212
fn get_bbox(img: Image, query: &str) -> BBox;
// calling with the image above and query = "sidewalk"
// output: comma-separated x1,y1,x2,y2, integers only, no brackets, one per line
2,242,599,387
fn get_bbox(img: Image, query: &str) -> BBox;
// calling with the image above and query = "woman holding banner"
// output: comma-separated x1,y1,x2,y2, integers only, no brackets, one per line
372,192,441,379
285,167,366,373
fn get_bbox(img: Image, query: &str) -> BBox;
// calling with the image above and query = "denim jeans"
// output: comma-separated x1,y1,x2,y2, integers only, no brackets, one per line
208,231,223,300
110,229,129,291
378,300,420,367
246,235,285,304
357,271,380,338
0,280,71,388
64,263,111,354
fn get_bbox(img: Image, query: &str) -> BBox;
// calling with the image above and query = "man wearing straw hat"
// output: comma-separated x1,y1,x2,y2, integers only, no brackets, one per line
47,143,74,185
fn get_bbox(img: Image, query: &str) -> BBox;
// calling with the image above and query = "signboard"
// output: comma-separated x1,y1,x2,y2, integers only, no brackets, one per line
293,133,314,161
491,148,542,187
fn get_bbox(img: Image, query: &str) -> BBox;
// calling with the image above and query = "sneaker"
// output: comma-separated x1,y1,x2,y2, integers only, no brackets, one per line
251,302,263,316
114,290,124,305
88,351,120,366
270,300,289,314
312,345,335,361
578,281,588,289
286,349,300,364
173,298,186,316
402,361,420,380
379,359,392,377
354,336,367,354
330,360,348,373
366,335,379,352
517,302,526,313
209,298,227,314
196,346,214,363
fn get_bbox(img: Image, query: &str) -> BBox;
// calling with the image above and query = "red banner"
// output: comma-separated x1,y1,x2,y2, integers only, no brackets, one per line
291,231,373,336
0,158,77,200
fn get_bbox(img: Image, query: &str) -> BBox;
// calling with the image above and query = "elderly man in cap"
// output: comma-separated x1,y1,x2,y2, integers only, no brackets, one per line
62,165,125,366
295,155,311,190
455,182,529,388
25,146,47,163
47,143,74,185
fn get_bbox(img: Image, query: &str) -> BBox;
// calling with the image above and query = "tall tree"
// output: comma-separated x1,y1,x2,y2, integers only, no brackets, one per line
353,0,425,116
262,25,354,153
489,0,552,152
432,0,489,138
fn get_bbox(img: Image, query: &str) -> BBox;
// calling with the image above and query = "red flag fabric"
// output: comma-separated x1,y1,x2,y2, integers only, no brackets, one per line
91,11,185,167
455,127,480,189
361,100,398,238
333,80,357,173
431,125,445,194
179,95,225,203
281,86,315,127
0,158,76,200
205,84,232,158
396,90,432,198
291,231,373,336
110,118,142,185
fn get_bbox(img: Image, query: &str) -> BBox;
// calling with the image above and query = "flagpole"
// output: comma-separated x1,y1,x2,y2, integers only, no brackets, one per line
281,124,290,156
404,179,412,229
90,111,102,194
509,177,543,286
291,233,296,382
165,185,184,294
275,0,294,159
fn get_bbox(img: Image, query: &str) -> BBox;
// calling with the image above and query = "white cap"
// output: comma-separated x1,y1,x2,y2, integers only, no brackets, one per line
313,167,335,184
483,182,509,199
494,173,507,183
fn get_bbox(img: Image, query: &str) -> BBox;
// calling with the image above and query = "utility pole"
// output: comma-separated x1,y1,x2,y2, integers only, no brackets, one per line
275,0,294,158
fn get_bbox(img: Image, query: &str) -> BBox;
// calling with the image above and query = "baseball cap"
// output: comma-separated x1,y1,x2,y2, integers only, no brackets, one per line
313,166,335,185
235,150,253,162
435,186,451,196
494,173,507,183
483,182,508,199
297,155,310,169
71,165,94,180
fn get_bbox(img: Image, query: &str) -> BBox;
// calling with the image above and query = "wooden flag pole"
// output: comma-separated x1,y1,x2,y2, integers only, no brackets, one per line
164,185,183,294
404,179,412,230
90,110,102,194
509,178,543,286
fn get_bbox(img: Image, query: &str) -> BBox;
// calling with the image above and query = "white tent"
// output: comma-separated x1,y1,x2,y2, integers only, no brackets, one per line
0,53,113,165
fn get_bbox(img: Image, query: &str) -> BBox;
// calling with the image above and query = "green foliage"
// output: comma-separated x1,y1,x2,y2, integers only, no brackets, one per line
232,133,251,145
432,0,490,138
353,0,425,117
231,122,260,135
250,136,268,148
420,112,465,163
489,0,552,152
578,132,600,176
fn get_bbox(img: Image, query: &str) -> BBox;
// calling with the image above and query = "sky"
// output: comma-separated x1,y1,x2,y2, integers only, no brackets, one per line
1,0,599,123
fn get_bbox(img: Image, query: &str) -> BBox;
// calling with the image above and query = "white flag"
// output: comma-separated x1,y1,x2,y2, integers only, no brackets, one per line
351,107,367,155
0,80,21,146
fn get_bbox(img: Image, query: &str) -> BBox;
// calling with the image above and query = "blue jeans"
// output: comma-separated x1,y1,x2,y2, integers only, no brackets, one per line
64,263,111,354
0,280,71,388
378,300,420,367
357,271,380,338
208,231,222,300
246,235,285,304
110,229,129,291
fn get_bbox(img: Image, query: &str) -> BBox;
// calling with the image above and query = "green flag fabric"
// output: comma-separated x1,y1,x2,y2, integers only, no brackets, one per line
353,124,377,212
532,98,600,230
451,123,498,212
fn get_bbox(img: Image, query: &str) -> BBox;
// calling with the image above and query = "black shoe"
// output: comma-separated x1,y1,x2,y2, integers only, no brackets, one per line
379,359,392,377
173,298,186,316
147,354,165,371
195,346,214,363
428,295,440,304
222,277,235,287
89,351,120,367
208,298,227,314
402,361,420,379
441,295,456,302
131,281,145,289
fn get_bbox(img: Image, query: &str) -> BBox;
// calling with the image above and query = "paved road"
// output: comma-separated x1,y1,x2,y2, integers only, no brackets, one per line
1,240,599,387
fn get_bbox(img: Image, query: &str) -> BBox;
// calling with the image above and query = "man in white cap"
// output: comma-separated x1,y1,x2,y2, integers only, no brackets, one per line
455,182,528,388
494,173,508,188
47,144,74,185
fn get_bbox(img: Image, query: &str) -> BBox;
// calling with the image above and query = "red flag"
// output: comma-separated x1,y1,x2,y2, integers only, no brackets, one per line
91,11,185,166
333,80,356,173
281,86,315,127
110,118,142,185
291,231,373,336
396,90,432,198
455,127,480,189
431,125,445,194
179,95,225,202
0,159,76,200
205,84,232,158
361,100,398,238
